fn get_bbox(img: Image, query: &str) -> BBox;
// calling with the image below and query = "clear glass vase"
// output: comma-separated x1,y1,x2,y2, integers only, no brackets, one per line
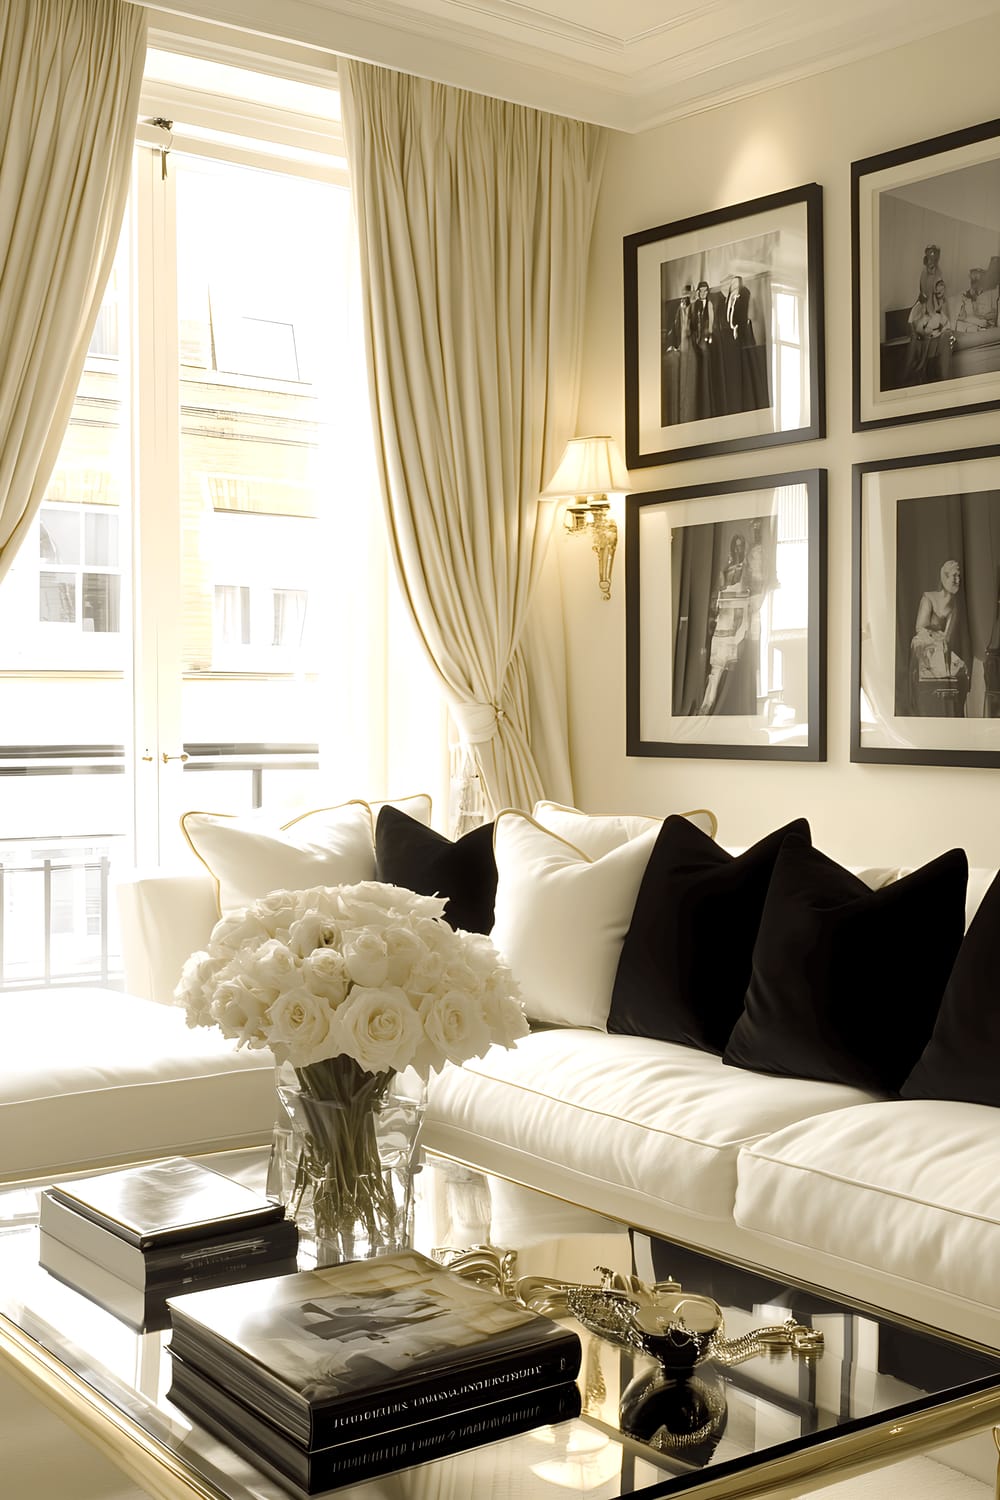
266,1056,426,1268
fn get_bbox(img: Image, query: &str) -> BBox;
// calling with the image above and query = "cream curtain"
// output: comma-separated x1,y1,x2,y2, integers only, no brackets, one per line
339,61,606,818
0,0,147,583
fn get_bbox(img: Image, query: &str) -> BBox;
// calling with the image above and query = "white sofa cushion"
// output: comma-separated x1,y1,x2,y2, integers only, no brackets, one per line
424,1028,876,1227
734,1099,1000,1310
532,800,717,857
491,811,658,1029
181,799,380,914
0,987,275,1182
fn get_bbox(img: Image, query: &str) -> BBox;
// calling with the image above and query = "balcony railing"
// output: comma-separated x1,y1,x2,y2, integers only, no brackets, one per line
0,852,119,992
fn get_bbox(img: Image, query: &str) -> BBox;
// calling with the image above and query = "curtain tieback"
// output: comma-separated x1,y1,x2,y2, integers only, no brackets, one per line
451,699,506,745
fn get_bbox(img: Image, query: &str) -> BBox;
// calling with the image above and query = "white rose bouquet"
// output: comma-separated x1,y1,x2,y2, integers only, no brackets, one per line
174,881,527,1262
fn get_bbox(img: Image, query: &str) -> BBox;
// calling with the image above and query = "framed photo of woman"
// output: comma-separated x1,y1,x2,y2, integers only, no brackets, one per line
626,470,826,760
623,184,825,467
852,117,1000,430
852,445,1000,766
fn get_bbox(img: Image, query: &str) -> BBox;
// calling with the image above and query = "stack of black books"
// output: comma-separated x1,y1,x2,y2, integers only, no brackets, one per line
39,1156,299,1331
166,1248,582,1491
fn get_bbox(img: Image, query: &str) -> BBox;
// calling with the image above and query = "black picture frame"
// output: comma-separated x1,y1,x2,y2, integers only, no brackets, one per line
852,444,1000,767
623,184,825,468
852,117,1000,431
626,469,826,761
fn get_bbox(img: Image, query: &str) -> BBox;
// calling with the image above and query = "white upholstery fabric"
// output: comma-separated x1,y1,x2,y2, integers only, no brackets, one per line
531,800,718,855
734,1099,1000,1309
0,988,274,1182
425,1029,876,1225
116,870,221,1005
491,812,658,1028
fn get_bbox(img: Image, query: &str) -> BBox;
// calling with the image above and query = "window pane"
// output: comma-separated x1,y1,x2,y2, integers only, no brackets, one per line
0,247,130,990
82,574,120,633
39,509,80,564
273,588,307,646
40,573,76,623
214,583,250,644
174,153,346,819
85,510,119,566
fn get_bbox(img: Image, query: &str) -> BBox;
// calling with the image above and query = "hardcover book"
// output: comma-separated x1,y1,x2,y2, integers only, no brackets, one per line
169,1351,581,1492
166,1248,582,1450
39,1158,296,1289
39,1231,300,1333
42,1157,284,1247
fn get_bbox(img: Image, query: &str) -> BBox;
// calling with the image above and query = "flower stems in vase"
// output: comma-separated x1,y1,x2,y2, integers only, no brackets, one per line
278,1055,407,1265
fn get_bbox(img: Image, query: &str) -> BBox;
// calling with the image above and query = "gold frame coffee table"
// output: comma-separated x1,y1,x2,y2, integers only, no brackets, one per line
1,1150,999,1500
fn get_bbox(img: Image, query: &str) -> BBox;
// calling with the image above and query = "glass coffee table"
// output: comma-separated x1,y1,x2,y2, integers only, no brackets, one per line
1,1148,999,1499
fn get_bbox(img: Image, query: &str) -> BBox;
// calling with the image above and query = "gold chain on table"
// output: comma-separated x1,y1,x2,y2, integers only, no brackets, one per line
709,1314,824,1364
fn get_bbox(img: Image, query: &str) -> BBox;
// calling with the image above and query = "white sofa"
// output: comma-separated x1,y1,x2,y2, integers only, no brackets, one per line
95,824,1000,1355
5,797,995,1354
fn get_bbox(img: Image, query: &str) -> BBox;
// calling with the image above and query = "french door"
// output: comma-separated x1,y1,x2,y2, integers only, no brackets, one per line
0,133,367,984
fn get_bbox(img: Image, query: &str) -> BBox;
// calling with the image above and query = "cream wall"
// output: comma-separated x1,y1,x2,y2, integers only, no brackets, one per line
565,12,1000,869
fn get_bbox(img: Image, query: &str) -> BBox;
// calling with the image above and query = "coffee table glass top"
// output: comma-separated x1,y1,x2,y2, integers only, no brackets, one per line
1,1149,999,1499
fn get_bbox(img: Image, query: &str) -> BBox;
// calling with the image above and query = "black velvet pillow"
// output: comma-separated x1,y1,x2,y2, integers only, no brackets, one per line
723,837,968,1094
607,815,811,1054
901,868,1000,1105
374,805,497,934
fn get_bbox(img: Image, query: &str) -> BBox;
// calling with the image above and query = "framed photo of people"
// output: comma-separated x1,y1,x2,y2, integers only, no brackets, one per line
623,184,825,468
626,470,826,761
852,118,1000,430
853,445,1000,767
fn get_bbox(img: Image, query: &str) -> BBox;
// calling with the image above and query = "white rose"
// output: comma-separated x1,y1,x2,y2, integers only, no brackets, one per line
268,985,341,1067
301,947,350,1006
294,886,340,918
461,932,506,978
174,949,224,1004
252,889,301,937
287,910,340,959
210,975,273,1048
437,958,478,996
410,915,454,954
337,985,423,1073
382,924,428,987
240,937,300,992
343,929,390,987
333,884,392,929
403,949,446,997
479,974,529,1046
418,989,492,1068
209,909,272,953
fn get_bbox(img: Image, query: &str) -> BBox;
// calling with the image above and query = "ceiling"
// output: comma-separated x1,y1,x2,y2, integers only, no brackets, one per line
152,0,1000,133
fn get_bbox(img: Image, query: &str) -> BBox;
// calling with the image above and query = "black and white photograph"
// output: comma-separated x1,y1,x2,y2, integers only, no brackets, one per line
659,254,771,427
624,185,825,467
853,445,1000,766
853,117,1000,429
671,513,778,718
626,470,826,761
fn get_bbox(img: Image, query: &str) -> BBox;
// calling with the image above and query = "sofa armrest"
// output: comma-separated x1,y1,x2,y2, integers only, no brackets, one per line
116,870,219,1005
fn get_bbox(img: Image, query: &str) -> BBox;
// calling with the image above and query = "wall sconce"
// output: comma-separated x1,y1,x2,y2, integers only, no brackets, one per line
542,435,630,601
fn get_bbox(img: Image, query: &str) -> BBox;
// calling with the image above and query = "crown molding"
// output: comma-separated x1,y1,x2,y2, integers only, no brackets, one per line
140,0,1000,134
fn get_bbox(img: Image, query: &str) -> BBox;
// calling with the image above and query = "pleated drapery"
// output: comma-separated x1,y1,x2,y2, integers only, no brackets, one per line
0,0,147,582
340,61,606,817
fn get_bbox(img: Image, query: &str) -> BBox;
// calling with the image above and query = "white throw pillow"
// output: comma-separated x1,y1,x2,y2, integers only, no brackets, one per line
182,795,432,915
491,811,659,1030
532,800,717,860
